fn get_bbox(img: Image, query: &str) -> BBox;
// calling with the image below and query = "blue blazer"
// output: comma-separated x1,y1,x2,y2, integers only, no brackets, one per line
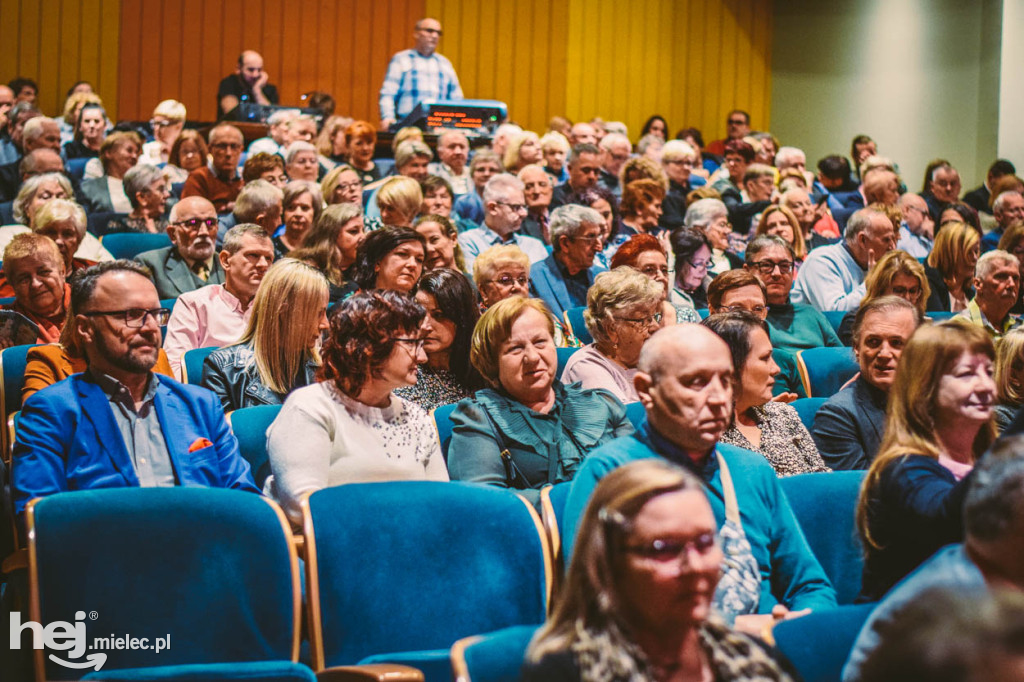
529,253,604,321
12,372,259,521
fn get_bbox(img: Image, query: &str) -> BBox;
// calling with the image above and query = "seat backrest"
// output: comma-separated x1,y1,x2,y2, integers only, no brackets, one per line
790,397,828,431
780,470,866,605
65,157,90,182
796,347,858,398
27,488,300,680
182,346,219,385
822,310,846,334
86,212,129,238
451,625,539,682
303,481,551,670
0,343,36,462
228,405,282,489
433,402,459,461
772,603,875,682
556,347,579,380
563,307,592,345
101,232,171,260
929,311,957,321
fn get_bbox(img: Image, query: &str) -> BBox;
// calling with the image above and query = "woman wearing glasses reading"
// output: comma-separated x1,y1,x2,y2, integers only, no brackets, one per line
448,297,634,505
266,290,447,526
561,268,664,403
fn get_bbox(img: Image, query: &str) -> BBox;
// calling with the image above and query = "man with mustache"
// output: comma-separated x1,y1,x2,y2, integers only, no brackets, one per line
135,196,226,299
11,260,259,529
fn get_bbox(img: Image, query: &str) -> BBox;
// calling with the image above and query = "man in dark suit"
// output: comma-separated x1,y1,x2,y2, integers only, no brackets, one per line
529,204,606,320
812,297,920,470
11,260,258,526
964,159,1016,216
135,196,225,298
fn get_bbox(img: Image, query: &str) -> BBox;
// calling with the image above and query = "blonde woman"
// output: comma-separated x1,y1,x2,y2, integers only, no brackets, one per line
756,204,807,262
503,131,543,173
926,222,980,312
856,320,996,602
837,250,931,344
994,328,1024,432
376,176,422,228
201,259,330,412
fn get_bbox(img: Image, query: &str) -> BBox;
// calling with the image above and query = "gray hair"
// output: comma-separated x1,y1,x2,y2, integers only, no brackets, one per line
13,172,74,225
744,235,793,263
266,109,299,127
539,131,570,152
122,164,165,210
284,141,317,165
965,438,1024,543
549,204,603,250
568,143,601,166
683,198,728,230
844,207,884,242
994,191,1024,215
976,249,1020,280
599,132,630,152
636,134,663,156
394,140,433,169
482,173,524,204
774,146,805,169
661,140,696,162
222,223,271,255
584,267,664,348
469,149,502,172
234,179,284,223
21,116,55,144
604,121,628,137
33,198,87,239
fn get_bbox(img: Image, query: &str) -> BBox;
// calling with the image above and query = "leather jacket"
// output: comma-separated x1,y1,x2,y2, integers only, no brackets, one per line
201,342,318,413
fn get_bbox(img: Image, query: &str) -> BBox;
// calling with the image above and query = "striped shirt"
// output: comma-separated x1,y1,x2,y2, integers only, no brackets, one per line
379,49,463,122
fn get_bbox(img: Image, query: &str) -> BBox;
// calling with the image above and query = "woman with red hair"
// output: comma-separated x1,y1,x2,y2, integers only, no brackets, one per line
345,120,382,185
611,233,701,325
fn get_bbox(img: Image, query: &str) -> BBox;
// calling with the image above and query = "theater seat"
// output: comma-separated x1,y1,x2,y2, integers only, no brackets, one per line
0,344,36,463
181,346,218,385
796,347,858,398
790,397,828,431
562,307,591,345
450,626,539,682
771,604,875,682
101,232,172,260
556,347,579,380
432,403,459,462
227,405,282,489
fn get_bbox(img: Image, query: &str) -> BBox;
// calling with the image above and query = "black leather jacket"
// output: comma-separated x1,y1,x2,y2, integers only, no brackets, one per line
201,342,318,413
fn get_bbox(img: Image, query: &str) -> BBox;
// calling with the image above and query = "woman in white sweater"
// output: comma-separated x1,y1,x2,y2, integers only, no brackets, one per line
266,290,448,524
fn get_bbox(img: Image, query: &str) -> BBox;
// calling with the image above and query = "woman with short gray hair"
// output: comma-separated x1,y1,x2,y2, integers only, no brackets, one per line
561,267,664,403
102,164,170,234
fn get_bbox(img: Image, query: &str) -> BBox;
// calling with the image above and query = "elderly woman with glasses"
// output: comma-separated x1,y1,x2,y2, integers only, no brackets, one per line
561,267,664,403
669,227,712,310
448,297,633,504
266,290,448,526
684,198,742,277
99,164,170,235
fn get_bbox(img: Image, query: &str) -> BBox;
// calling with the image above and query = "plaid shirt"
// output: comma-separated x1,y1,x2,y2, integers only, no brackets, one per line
379,49,463,122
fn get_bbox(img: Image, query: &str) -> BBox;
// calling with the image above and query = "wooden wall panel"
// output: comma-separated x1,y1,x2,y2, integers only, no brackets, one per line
0,0,121,119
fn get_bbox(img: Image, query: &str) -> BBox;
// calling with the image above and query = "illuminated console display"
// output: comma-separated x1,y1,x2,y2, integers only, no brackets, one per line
395,99,508,137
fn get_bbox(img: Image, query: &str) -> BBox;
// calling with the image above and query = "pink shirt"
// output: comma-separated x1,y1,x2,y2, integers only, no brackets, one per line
163,284,252,380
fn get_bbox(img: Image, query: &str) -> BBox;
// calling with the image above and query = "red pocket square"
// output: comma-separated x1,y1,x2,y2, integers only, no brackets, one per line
188,437,214,453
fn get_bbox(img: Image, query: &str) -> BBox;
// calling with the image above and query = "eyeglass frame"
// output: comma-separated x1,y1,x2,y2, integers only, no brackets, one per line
80,307,171,328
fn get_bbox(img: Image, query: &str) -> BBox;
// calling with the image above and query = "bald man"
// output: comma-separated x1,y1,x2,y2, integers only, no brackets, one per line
217,50,279,120
135,196,226,298
562,324,837,632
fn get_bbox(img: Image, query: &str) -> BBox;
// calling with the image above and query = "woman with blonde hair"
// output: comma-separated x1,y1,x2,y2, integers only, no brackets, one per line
315,115,351,167
837,250,931,344
619,156,669,192
925,222,979,312
524,459,795,681
755,204,807,262
994,328,1024,433
377,175,423,228
78,131,143,213
503,130,543,173
141,99,186,164
290,202,364,303
201,258,330,413
856,320,997,602
320,164,363,206
562,267,664,403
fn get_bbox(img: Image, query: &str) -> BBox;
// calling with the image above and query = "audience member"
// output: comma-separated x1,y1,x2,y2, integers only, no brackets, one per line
350,225,425,294
595,132,631,195
283,141,319,182
895,192,935,258
921,159,962,220
473,244,531,309
982,190,1024,253
275,180,323,255
79,131,142,214
517,164,553,242
394,268,480,411
458,174,548,274
925,221,979,312
202,258,328,412
530,204,607,319
136,196,225,298
705,109,750,157
610,233,700,324
618,179,665,243
0,146,63,204
231,179,283,238
428,130,470,194
343,120,381,185
321,163,363,206
961,250,1021,340
780,188,837,249
448,296,634,504
63,102,107,160
218,50,279,119
503,131,543,173
452,149,502,224
993,328,1024,433
857,320,995,602
563,323,837,628
267,290,447,525
377,175,422,228
101,164,170,235
550,143,603,211
419,175,455,219
246,109,296,158
11,260,259,525
0,116,61,199
181,124,244,214
837,250,930,345
964,159,1016,215
165,129,208,185
379,17,463,129
141,99,186,165
1,233,68,344
414,214,463,273
163,224,274,378
669,227,712,310
540,131,570,184
562,267,663,403
684,198,740,276
524,459,797,682
755,205,807,263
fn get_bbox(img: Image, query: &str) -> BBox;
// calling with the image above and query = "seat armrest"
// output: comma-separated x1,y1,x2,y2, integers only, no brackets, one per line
316,664,424,682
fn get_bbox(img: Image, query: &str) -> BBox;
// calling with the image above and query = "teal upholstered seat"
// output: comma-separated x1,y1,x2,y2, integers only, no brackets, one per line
796,347,858,398
772,603,875,682
562,307,591,345
82,661,316,681
450,625,539,682
556,347,579,380
228,405,282,489
181,346,218,386
302,481,550,682
791,397,828,431
101,233,172,260
432,403,459,462
27,488,301,680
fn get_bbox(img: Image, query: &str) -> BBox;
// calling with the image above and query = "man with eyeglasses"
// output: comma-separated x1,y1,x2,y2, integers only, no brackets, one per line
518,164,554,242
163,224,274,379
136,196,226,299
922,161,962,222
11,260,259,529
982,191,1024,254
530,205,607,319
705,109,751,158
745,235,842,352
181,124,245,214
550,143,603,211
458,174,548,275
896,193,935,258
379,17,463,130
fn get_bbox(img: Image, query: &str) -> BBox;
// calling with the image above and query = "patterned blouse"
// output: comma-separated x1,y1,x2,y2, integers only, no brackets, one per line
393,366,472,413
719,401,830,477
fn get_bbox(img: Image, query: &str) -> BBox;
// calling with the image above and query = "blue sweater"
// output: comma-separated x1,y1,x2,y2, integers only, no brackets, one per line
563,419,838,614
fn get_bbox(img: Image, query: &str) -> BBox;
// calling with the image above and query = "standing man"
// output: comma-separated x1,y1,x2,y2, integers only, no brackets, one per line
379,18,464,130
218,50,279,120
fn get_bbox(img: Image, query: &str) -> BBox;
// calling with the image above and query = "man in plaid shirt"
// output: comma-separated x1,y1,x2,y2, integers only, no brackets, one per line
379,18,464,130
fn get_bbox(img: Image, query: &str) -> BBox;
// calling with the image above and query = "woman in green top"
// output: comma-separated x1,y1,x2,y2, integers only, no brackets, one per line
448,297,635,503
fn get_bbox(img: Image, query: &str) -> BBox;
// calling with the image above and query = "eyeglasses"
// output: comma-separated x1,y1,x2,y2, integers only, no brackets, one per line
491,274,529,288
495,201,528,213
616,312,663,327
419,27,442,35
751,260,794,275
727,118,747,126
150,119,176,129
82,307,171,328
173,217,219,233
891,285,922,298
335,181,362,193
210,142,242,151
392,337,426,352
571,234,604,245
625,533,718,564
639,265,669,277
664,159,696,168
688,259,710,271
721,304,767,316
